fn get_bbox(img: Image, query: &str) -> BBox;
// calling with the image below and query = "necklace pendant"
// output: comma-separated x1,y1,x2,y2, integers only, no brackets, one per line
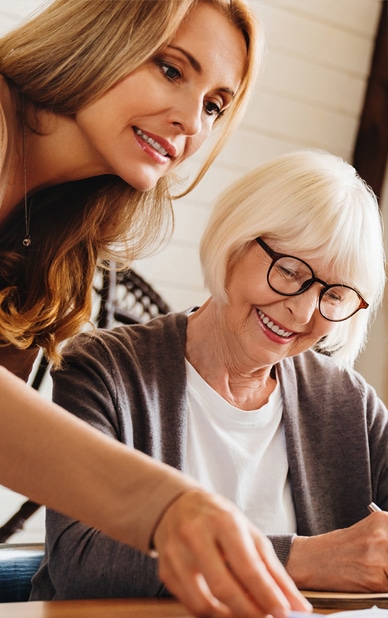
23,236,31,247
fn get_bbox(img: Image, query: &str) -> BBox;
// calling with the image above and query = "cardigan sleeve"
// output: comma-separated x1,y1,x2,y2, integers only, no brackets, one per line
268,535,295,565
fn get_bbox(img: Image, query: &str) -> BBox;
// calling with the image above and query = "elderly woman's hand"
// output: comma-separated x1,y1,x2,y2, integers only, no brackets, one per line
153,488,312,618
287,511,388,592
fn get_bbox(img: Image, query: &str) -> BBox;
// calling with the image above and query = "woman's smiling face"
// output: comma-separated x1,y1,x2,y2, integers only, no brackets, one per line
74,2,247,191
221,240,338,369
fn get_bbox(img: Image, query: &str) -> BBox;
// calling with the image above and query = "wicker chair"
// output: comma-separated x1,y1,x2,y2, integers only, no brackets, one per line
95,263,171,329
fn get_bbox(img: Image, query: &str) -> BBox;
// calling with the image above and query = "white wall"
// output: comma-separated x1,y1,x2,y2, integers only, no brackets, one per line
355,163,388,403
0,0,385,542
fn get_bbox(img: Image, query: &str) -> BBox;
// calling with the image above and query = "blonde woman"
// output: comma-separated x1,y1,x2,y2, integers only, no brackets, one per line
0,0,310,616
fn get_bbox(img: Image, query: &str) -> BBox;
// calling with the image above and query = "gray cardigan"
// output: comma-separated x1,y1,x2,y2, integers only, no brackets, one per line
31,312,388,600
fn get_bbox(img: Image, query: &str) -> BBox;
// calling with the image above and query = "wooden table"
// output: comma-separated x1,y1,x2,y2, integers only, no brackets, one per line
3,594,385,617
0,599,342,618
0,598,194,617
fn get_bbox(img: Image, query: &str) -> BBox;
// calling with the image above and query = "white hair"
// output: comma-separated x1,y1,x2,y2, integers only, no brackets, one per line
200,149,386,368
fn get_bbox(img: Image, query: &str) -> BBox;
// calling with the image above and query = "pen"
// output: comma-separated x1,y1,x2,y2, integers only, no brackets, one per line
368,502,382,513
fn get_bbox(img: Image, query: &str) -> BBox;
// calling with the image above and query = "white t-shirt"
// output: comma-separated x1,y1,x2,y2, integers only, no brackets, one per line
185,360,297,535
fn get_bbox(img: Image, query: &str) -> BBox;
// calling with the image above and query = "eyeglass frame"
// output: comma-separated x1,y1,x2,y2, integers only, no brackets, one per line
255,237,369,322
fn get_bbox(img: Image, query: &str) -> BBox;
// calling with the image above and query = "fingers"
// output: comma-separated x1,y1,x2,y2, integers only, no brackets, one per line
154,489,311,618
183,537,283,618
335,512,388,591
158,529,286,618
215,516,311,616
159,556,233,618
359,512,388,590
249,526,312,612
287,514,388,592
158,547,248,618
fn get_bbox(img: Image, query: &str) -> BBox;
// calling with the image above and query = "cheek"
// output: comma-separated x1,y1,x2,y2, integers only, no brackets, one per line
317,319,336,338
303,320,335,350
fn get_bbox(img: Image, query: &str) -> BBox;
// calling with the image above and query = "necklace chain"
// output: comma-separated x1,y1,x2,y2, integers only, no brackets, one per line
22,97,31,247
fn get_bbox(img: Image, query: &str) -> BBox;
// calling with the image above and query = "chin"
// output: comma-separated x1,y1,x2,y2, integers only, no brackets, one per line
126,174,165,192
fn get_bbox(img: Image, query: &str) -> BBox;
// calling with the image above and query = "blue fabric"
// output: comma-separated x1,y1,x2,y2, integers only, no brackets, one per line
0,545,44,602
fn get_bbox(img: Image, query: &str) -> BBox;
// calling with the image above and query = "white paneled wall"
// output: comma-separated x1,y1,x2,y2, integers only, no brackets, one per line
0,0,385,542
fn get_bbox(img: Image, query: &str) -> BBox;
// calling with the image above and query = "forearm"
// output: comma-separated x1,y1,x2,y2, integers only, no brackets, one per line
0,367,199,553
286,534,331,590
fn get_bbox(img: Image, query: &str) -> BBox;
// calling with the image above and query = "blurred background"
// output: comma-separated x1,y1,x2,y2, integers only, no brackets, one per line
0,0,387,542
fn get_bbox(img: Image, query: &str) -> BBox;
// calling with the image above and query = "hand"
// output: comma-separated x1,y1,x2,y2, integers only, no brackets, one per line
153,488,312,618
287,511,388,592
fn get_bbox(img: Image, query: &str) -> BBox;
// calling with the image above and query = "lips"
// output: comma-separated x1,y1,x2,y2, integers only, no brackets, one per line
257,309,294,338
133,127,175,158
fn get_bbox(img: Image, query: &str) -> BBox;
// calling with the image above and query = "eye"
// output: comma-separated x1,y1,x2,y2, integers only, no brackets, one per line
276,257,312,284
324,288,345,304
156,60,182,82
204,100,224,118
275,262,299,282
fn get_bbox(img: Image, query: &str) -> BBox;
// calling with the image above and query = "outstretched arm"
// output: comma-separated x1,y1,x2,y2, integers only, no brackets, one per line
0,367,193,552
0,367,310,616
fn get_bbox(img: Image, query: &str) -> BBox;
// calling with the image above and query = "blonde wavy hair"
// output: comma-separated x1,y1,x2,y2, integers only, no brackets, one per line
0,0,263,363
200,150,386,368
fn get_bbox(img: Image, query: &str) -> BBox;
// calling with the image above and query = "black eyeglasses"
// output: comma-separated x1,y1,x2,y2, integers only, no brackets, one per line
256,237,369,322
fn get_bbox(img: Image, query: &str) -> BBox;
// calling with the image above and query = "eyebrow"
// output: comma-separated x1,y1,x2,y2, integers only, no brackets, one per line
168,45,236,98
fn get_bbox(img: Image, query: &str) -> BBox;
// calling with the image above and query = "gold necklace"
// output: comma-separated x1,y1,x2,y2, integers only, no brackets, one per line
22,97,31,247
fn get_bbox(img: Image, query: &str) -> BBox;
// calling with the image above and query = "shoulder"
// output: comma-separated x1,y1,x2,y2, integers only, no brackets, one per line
56,312,190,404
282,348,359,380
63,311,188,364
279,349,376,408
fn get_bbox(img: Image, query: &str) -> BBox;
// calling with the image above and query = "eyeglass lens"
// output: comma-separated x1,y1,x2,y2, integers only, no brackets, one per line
269,257,362,321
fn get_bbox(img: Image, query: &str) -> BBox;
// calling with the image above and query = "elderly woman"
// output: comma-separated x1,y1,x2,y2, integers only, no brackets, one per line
32,149,387,600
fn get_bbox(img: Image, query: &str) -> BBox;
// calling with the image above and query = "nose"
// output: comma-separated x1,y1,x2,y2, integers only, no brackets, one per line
169,92,204,137
284,286,320,325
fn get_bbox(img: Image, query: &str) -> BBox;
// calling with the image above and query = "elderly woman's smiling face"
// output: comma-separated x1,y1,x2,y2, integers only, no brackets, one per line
221,239,340,369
